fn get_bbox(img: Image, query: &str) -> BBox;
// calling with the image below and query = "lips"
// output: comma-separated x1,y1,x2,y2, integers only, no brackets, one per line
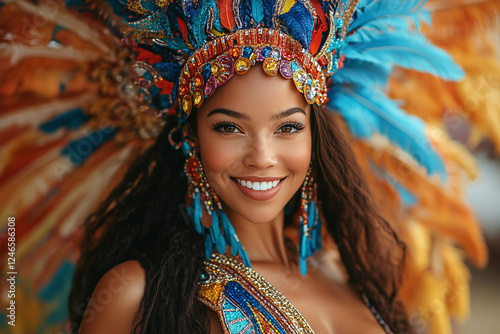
231,176,286,201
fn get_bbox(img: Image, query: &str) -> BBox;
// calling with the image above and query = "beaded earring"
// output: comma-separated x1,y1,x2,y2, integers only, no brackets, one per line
298,166,322,276
172,127,251,267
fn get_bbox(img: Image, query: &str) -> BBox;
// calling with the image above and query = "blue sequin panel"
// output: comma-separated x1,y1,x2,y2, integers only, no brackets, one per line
224,281,287,334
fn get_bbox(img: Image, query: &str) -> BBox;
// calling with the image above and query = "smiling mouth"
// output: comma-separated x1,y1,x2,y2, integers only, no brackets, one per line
231,177,285,191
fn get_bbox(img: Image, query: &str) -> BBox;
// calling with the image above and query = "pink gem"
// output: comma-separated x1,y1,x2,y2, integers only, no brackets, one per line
279,60,292,79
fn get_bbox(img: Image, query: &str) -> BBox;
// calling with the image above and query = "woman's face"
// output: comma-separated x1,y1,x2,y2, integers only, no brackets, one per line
196,66,311,225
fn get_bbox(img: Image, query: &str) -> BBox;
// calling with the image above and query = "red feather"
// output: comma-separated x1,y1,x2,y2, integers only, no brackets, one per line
176,17,190,44
217,0,235,31
309,0,328,54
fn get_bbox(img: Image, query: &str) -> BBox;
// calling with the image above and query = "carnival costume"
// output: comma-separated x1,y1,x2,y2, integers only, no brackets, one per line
1,0,499,333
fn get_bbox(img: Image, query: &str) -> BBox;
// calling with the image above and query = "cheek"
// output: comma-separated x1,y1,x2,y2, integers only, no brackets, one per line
278,133,312,175
197,130,240,189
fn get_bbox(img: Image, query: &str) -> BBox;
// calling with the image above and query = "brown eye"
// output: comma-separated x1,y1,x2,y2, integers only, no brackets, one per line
277,122,304,134
211,121,241,134
223,125,237,132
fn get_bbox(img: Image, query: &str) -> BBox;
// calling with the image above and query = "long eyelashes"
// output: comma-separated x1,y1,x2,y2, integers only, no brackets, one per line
210,121,305,135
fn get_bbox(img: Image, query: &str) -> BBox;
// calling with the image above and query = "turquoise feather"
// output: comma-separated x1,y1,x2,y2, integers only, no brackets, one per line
343,32,464,81
328,86,448,181
252,0,264,24
193,190,203,234
349,0,429,36
332,59,391,87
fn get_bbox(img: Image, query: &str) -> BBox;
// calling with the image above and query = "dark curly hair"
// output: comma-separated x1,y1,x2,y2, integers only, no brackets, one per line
68,104,411,333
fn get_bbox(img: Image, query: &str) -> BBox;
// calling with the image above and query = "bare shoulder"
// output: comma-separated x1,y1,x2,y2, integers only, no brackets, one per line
79,260,146,334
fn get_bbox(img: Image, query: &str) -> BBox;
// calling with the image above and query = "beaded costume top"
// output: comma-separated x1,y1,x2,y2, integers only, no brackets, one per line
198,254,392,334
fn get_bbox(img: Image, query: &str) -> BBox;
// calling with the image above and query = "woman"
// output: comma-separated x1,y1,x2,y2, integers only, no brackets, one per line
69,65,408,334
66,0,468,333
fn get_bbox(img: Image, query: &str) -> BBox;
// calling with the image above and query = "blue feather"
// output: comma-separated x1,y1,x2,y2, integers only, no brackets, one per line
193,190,203,234
252,0,264,24
343,32,465,81
39,108,89,133
389,177,418,207
328,86,447,180
331,58,391,87
61,128,115,166
278,2,314,49
349,0,430,36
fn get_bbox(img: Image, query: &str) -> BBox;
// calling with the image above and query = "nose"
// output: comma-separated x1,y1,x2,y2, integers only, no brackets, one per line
242,136,277,169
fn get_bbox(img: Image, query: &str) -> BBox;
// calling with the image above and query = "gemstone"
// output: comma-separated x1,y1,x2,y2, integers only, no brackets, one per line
234,57,251,75
263,58,278,76
211,63,220,76
270,49,281,60
256,47,265,62
282,50,293,61
182,94,192,114
230,47,241,58
303,84,315,104
193,89,204,107
242,46,253,59
202,63,212,80
279,60,292,79
194,72,204,88
249,52,257,64
204,75,217,97
261,46,272,58
293,69,307,93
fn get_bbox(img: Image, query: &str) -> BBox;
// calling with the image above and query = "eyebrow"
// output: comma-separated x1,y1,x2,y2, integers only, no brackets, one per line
207,107,306,120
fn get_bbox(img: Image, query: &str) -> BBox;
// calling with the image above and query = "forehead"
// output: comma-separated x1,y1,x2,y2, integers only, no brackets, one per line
197,66,309,118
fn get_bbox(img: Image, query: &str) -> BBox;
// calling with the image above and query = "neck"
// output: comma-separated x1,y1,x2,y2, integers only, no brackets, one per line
224,209,290,266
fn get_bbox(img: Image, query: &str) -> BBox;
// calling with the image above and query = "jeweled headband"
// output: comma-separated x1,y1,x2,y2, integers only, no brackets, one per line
125,0,359,122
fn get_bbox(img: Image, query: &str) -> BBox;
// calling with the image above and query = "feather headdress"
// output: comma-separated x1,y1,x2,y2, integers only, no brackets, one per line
1,0,498,332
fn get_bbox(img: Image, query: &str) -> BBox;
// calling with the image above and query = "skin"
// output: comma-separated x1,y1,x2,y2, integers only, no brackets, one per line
80,66,386,334
196,65,311,265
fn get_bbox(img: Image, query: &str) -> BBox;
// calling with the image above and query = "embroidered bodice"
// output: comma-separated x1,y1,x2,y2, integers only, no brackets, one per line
198,254,392,334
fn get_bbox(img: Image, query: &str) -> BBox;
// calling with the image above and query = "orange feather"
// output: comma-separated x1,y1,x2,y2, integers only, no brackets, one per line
217,0,236,31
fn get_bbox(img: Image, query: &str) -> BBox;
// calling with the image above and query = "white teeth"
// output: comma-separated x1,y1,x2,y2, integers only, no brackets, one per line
236,178,282,191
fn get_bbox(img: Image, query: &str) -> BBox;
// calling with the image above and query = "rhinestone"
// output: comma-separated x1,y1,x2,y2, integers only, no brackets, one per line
263,58,278,76
270,49,281,60
230,47,241,58
182,94,192,114
303,84,315,104
293,69,307,93
234,57,251,74
193,89,204,107
279,60,292,79
194,72,204,88
211,63,220,76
